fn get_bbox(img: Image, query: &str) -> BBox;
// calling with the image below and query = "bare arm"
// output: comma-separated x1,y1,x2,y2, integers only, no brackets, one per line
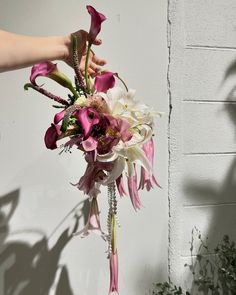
0,30,106,73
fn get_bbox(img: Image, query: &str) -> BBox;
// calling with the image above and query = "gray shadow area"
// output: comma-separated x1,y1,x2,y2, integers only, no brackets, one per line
182,63,236,294
0,189,90,295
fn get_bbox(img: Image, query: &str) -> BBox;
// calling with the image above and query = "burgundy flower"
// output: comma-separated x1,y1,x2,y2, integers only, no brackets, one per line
94,72,115,93
87,5,106,44
54,109,66,124
44,124,61,150
75,107,100,139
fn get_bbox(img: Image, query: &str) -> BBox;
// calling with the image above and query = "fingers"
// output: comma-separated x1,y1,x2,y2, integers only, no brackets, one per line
92,38,102,46
92,54,106,66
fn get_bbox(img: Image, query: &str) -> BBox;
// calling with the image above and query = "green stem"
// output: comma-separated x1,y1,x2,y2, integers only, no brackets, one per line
115,73,129,92
85,43,92,93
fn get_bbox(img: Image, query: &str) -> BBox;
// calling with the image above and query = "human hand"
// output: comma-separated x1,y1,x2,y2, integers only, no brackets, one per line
63,30,106,77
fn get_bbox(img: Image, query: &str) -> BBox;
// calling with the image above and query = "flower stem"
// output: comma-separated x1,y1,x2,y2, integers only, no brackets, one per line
71,33,86,97
85,43,92,93
115,73,128,92
24,83,69,106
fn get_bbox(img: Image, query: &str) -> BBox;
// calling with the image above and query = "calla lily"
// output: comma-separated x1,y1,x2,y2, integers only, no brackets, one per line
73,197,106,240
44,123,61,150
76,107,100,139
87,5,106,44
30,61,78,97
95,72,115,93
54,109,66,124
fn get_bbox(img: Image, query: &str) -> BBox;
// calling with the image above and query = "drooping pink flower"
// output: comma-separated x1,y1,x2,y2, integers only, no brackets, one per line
139,137,161,190
73,197,106,240
44,124,61,150
116,174,127,197
127,167,142,211
109,251,119,294
94,72,115,93
76,107,100,139
74,153,114,196
87,5,106,44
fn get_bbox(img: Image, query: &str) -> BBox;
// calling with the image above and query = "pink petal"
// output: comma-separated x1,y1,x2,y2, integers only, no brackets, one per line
95,72,115,93
116,174,127,197
76,107,100,138
81,136,98,152
87,5,106,44
74,197,106,240
54,109,66,124
30,61,57,86
109,251,119,294
127,166,142,211
44,123,61,150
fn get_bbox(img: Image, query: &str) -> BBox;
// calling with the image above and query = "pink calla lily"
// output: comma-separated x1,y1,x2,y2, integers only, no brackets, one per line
95,72,115,93
44,123,61,150
76,107,100,139
54,109,66,124
30,61,57,85
87,5,106,44
30,61,75,95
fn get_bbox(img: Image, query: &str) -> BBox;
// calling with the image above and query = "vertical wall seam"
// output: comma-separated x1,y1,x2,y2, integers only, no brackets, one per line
167,0,172,282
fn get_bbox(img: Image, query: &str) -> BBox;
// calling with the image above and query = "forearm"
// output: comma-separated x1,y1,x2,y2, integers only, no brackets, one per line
0,30,71,72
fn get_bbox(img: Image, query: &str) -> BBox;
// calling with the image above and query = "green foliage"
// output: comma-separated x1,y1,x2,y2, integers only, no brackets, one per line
152,282,190,295
152,229,236,295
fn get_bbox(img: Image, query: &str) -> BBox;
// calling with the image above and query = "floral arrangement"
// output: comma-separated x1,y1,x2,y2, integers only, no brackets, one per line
24,5,160,294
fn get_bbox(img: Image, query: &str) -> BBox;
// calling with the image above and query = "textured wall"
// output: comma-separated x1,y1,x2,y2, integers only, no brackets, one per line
168,0,236,290
0,1,168,294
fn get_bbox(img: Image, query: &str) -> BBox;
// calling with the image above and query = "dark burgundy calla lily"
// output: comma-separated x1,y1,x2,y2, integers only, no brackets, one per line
95,72,115,93
44,124,61,150
76,107,100,139
87,5,106,44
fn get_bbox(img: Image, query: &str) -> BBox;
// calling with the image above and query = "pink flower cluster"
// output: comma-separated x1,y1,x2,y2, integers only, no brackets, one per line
25,5,160,294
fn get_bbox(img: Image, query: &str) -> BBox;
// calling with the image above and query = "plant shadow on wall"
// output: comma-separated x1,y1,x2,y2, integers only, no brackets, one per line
0,189,90,295
179,63,236,295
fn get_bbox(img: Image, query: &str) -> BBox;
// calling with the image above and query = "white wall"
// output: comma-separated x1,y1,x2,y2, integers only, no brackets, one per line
0,1,168,294
168,0,236,291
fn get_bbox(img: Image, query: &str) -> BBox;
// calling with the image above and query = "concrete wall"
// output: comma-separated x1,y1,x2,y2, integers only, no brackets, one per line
0,1,168,294
168,0,236,291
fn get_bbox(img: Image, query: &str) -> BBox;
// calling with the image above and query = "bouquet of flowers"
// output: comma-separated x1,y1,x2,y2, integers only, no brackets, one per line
24,5,160,294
